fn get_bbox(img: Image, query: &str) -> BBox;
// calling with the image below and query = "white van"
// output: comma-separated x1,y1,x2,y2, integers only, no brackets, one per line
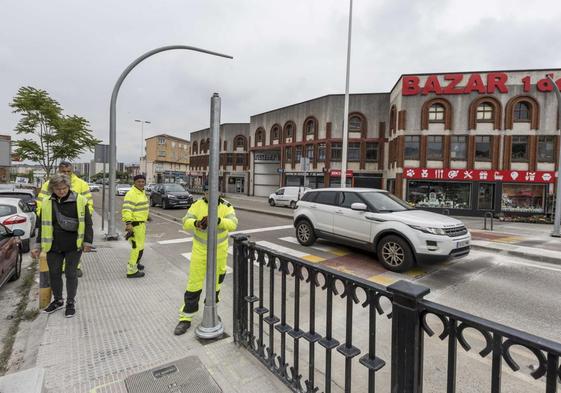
268,187,310,209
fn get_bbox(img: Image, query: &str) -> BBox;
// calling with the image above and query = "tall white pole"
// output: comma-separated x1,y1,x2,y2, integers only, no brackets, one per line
548,75,561,237
340,0,353,188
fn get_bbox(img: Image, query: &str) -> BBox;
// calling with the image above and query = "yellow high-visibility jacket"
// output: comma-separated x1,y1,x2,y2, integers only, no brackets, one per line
37,174,93,216
122,186,149,222
40,192,88,252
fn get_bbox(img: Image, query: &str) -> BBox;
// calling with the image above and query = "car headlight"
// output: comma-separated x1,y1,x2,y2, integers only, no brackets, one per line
409,225,446,236
167,194,177,199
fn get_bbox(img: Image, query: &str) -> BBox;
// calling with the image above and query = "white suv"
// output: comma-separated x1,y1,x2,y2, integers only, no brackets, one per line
294,188,470,272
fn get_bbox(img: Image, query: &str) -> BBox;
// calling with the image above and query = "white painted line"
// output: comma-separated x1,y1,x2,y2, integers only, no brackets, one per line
256,240,309,258
279,236,335,253
501,258,561,273
158,224,293,245
179,230,190,235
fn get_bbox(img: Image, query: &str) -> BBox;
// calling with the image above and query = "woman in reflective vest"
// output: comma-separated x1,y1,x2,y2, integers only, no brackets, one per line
32,174,93,318
174,195,238,335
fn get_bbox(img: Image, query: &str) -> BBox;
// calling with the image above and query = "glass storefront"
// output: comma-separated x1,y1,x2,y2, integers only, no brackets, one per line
407,181,471,209
501,183,545,213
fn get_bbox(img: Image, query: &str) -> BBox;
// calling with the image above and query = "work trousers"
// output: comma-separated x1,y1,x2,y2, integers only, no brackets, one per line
47,249,82,304
178,240,228,322
127,223,146,274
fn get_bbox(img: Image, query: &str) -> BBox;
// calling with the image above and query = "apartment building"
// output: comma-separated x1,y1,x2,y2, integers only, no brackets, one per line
142,134,190,184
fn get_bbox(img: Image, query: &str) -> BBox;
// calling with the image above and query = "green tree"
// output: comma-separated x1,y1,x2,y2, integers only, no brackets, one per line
10,87,101,177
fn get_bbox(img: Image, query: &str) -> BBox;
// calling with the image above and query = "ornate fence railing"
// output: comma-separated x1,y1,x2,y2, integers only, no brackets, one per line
232,234,561,393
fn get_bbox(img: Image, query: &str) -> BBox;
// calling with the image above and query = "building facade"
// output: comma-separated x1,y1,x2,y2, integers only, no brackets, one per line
0,135,11,183
388,69,560,216
142,134,190,184
189,123,250,193
247,68,561,217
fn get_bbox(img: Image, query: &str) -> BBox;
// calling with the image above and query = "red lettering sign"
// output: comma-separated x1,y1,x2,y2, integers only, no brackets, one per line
403,168,556,183
329,169,353,177
402,76,421,96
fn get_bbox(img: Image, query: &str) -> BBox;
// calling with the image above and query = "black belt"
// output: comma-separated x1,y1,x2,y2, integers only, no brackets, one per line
131,221,145,226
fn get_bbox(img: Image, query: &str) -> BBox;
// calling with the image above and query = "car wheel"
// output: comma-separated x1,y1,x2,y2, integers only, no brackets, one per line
295,220,316,246
162,199,168,209
21,238,30,253
150,197,156,207
8,249,22,282
377,235,414,272
290,201,297,209
269,198,276,207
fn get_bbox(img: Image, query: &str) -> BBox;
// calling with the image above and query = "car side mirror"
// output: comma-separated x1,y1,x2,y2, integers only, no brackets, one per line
12,229,25,237
351,202,367,211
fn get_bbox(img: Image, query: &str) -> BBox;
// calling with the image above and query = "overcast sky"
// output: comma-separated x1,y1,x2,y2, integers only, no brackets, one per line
2,0,561,164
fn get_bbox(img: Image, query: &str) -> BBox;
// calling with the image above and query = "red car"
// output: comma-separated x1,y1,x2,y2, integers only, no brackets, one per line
0,223,23,289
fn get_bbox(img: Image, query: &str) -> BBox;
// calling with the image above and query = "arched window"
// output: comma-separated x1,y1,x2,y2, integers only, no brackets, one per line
477,103,494,122
421,98,452,130
468,96,501,130
271,125,280,142
192,141,198,155
255,128,265,145
349,115,362,132
505,96,539,129
303,117,318,141
234,135,247,150
283,122,295,143
305,119,316,135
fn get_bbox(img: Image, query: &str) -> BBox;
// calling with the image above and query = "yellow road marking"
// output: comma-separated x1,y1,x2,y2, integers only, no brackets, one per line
403,268,428,279
302,255,326,263
368,274,398,286
494,236,523,244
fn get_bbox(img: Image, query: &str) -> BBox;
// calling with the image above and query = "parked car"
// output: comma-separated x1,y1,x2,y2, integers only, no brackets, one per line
88,183,100,192
0,187,37,212
0,223,23,289
150,183,193,209
0,198,36,253
293,188,470,272
269,186,310,209
115,184,132,196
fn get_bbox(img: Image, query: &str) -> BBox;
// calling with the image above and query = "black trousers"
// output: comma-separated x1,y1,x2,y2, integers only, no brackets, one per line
47,250,82,304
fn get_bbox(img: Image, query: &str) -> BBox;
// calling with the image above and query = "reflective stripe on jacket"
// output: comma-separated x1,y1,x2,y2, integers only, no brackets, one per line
122,186,149,222
37,174,93,216
182,198,238,247
41,192,87,252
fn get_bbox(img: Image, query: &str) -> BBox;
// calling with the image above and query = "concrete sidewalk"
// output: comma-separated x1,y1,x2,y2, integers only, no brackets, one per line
222,193,561,265
9,213,290,393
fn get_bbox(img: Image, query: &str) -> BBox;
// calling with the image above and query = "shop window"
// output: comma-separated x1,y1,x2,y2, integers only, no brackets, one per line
428,104,445,123
450,136,467,160
476,103,494,122
295,146,302,163
285,146,292,161
538,136,555,162
502,184,544,213
514,102,531,122
331,143,342,161
366,142,378,162
318,143,326,162
407,181,471,209
511,135,528,161
427,136,443,160
348,143,360,161
475,136,491,160
478,183,495,210
404,136,420,160
306,144,314,160
349,115,363,132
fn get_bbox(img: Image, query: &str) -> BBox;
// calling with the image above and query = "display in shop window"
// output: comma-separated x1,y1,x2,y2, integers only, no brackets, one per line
501,184,545,213
407,181,471,209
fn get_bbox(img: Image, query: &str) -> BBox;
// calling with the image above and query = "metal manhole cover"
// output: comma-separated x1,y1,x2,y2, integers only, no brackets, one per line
125,356,222,393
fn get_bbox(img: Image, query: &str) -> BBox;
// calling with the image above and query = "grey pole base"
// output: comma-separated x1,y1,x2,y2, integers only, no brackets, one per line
195,318,224,339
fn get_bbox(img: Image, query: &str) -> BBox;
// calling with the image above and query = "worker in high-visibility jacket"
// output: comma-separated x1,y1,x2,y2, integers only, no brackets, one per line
31,173,93,318
174,195,238,335
121,175,149,278
36,161,93,277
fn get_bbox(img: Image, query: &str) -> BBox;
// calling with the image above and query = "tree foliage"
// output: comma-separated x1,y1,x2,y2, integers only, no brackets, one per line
10,87,101,177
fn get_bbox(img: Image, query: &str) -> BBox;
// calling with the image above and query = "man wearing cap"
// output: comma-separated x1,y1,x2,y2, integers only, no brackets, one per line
121,175,149,278
36,161,93,277
174,192,238,335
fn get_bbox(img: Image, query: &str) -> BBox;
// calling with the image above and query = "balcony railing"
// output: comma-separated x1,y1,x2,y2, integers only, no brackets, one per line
232,234,561,393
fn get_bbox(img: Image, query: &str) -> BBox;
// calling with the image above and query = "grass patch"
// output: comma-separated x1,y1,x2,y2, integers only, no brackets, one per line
0,257,38,376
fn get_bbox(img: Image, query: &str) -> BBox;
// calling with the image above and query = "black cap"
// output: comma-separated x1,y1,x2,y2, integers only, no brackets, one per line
133,174,146,181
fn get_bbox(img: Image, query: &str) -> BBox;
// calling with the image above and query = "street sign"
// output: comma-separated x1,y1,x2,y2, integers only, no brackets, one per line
94,144,109,163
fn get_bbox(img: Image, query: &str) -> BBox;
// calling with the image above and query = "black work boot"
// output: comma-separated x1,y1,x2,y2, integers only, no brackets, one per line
174,321,191,336
137,263,144,271
127,271,145,278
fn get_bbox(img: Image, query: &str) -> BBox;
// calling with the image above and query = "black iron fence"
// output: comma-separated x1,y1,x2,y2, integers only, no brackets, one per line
232,234,561,393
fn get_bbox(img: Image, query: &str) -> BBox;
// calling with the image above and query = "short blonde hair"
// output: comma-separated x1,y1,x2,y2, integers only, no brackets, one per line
48,173,71,193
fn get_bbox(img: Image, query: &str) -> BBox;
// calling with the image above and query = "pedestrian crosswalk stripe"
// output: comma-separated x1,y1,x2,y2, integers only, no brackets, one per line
279,237,349,256
158,225,293,245
256,241,324,263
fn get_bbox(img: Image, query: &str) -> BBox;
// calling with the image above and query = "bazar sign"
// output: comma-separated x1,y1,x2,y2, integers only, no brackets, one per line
329,169,353,177
403,168,557,183
402,73,561,96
